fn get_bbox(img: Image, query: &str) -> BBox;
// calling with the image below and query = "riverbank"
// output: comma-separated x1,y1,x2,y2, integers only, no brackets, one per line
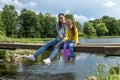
0,35,53,44
1,34,120,44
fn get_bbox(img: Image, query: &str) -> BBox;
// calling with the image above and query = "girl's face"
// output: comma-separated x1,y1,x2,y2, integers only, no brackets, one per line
58,15,65,24
66,20,73,29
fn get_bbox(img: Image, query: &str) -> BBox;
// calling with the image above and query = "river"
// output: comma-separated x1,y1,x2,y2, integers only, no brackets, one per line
1,38,120,80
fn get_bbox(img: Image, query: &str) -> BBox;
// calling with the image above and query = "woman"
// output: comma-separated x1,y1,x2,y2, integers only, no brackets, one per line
65,18,78,61
25,13,66,65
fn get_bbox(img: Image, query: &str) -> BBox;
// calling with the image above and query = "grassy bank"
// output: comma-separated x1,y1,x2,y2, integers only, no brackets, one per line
0,34,53,44
1,34,120,44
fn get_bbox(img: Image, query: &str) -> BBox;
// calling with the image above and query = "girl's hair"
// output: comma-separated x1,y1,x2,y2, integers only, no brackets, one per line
66,18,76,36
58,13,65,30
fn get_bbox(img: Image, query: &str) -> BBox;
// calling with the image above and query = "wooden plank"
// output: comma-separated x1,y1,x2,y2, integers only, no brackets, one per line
0,43,120,56
105,46,120,56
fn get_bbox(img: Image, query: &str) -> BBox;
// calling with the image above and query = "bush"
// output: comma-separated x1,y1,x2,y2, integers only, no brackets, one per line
0,49,9,59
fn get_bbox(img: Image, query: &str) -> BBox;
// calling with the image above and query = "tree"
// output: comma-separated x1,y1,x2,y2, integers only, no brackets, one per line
41,14,57,38
65,14,73,20
75,21,82,31
2,5,18,37
0,11,5,35
18,9,39,38
102,16,119,36
116,20,120,35
38,12,45,38
95,23,108,36
92,19,108,36
83,22,96,36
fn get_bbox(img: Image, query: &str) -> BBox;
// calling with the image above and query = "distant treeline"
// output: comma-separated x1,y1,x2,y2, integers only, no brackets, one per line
0,4,120,38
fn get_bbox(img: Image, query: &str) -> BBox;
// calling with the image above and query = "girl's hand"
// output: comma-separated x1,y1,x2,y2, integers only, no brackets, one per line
74,44,77,47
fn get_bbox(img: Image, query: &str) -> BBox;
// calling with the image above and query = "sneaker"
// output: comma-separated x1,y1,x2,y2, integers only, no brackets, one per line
43,58,51,65
25,55,35,61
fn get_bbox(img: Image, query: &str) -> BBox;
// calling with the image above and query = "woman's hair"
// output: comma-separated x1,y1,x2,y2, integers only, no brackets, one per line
58,13,65,17
58,13,65,29
66,18,76,36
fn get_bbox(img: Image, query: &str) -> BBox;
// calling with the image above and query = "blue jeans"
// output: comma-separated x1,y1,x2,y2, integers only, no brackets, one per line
64,41,74,58
33,38,63,60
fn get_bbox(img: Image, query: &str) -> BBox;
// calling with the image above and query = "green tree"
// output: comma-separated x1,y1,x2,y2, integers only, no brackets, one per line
95,23,108,36
92,19,108,36
65,14,73,20
41,14,57,38
102,16,119,36
2,5,18,37
38,12,45,38
83,22,96,36
116,20,120,35
18,9,39,38
0,11,5,35
75,21,82,30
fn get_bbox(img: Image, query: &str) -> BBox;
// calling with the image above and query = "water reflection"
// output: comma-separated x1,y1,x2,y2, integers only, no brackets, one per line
1,50,120,80
14,72,75,80
16,52,120,80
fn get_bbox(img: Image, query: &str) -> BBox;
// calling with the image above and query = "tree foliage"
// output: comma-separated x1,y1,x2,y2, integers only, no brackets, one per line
0,11,5,35
83,16,120,37
2,5,18,37
0,5,120,38
83,22,96,36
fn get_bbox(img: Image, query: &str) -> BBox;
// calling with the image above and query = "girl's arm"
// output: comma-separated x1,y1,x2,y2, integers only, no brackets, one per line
74,28,78,47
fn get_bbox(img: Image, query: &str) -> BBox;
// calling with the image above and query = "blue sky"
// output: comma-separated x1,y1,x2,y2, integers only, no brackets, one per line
0,0,120,24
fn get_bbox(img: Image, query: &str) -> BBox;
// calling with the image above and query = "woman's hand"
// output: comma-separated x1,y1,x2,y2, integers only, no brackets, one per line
62,37,66,42
58,35,64,39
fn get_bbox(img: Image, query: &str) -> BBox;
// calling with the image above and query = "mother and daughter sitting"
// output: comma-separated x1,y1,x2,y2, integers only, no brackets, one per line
25,13,79,65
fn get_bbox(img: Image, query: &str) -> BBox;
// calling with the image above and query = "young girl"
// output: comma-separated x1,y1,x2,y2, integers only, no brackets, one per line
65,18,78,61
25,13,66,65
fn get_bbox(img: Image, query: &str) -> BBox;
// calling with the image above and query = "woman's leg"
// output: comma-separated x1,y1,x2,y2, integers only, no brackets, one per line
68,41,74,58
33,39,58,58
49,41,63,60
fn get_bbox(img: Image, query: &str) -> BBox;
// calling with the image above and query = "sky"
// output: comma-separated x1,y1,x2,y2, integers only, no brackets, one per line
0,0,120,24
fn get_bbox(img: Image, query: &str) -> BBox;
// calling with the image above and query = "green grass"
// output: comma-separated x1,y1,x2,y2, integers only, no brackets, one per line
1,34,120,44
0,34,53,44
85,64,120,80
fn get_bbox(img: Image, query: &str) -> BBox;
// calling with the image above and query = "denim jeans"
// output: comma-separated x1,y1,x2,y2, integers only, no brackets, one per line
33,38,63,60
64,41,74,58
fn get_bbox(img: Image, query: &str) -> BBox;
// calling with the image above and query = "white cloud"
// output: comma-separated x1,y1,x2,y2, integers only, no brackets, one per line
0,0,37,8
47,1,56,4
103,1,117,7
29,2,37,8
65,10,70,14
14,0,23,7
73,14,95,24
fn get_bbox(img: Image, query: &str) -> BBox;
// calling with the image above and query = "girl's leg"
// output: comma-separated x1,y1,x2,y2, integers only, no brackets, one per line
49,41,63,60
68,41,74,58
33,39,58,58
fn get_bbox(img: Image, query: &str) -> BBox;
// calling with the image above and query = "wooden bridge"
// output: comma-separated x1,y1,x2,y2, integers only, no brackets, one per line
0,43,120,56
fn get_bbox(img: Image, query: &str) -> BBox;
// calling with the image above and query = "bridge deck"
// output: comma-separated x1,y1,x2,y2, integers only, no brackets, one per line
0,43,120,56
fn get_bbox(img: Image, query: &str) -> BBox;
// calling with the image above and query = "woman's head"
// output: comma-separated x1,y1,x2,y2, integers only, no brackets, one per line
58,13,65,24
